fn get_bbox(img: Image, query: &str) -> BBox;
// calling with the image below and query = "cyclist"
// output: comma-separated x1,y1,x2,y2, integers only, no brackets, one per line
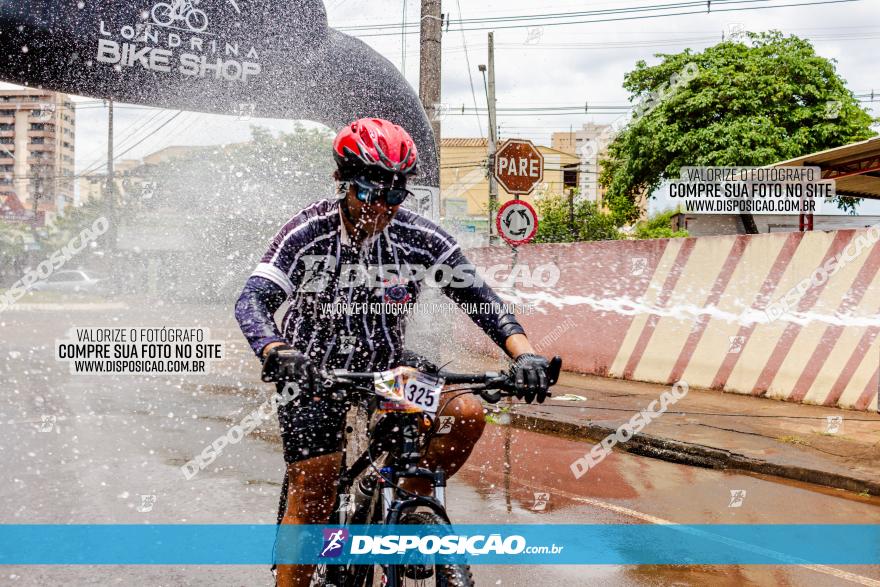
235,118,552,587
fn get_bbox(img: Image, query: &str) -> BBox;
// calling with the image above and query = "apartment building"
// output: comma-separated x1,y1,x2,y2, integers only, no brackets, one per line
551,122,610,204
0,89,75,225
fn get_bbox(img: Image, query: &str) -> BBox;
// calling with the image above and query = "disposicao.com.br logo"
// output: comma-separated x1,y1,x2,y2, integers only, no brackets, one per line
325,530,563,557
320,528,349,558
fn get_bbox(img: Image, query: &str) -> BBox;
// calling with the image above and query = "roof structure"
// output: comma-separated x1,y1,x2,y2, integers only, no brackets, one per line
773,136,880,200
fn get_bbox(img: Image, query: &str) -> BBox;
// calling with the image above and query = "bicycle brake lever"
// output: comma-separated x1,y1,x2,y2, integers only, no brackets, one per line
319,369,340,389
547,356,562,386
480,388,504,404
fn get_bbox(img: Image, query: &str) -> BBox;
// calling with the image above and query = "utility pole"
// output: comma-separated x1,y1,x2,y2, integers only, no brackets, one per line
419,0,442,143
105,99,116,250
482,32,498,244
31,165,44,241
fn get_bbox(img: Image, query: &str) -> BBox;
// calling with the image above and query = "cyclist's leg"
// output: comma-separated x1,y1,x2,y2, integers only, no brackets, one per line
277,453,342,587
402,390,486,494
274,384,348,587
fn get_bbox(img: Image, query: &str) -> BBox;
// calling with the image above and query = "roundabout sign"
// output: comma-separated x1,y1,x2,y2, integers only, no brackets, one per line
496,200,538,247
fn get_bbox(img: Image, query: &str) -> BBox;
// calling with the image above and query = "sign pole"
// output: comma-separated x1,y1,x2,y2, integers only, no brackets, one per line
105,99,117,252
492,139,542,252
486,32,498,245
496,200,539,248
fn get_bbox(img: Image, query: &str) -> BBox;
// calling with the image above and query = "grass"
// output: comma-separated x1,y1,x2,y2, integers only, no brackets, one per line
777,435,809,446
484,405,511,425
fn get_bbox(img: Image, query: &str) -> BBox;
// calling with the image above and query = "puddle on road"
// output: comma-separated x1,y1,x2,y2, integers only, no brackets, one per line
453,425,880,587
458,423,642,516
457,423,880,525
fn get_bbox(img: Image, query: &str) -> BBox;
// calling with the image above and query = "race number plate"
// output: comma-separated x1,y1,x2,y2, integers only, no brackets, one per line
374,367,445,413
401,371,444,413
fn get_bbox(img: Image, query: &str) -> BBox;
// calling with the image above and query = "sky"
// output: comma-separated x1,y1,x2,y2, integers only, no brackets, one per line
1,0,878,209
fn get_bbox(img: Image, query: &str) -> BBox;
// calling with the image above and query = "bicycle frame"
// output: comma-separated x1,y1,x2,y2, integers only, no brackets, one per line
311,356,562,586
325,396,453,586
171,0,194,13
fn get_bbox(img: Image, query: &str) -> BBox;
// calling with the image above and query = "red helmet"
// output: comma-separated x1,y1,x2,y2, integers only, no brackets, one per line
333,118,419,178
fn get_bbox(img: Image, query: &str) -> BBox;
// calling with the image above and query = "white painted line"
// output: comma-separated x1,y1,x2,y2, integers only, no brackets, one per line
462,465,880,586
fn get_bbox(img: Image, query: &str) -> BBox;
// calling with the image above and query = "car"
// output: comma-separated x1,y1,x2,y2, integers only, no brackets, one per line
31,270,107,294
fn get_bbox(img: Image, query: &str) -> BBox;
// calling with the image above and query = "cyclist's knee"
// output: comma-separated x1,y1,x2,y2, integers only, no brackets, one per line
440,393,486,436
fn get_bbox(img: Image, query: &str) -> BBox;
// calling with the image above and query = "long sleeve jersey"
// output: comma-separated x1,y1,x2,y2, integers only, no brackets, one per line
235,198,525,371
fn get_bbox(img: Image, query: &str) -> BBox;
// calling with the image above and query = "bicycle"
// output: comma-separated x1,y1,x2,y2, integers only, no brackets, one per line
151,0,208,33
277,356,562,587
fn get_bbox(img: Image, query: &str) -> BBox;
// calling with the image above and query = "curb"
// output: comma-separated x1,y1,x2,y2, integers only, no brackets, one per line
193,381,880,497
508,412,880,497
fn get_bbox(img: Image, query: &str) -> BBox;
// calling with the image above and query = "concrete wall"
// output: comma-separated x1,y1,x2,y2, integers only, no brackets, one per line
462,228,880,411
683,214,880,236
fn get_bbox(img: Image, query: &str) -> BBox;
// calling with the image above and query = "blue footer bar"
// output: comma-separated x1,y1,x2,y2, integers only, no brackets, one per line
0,524,878,565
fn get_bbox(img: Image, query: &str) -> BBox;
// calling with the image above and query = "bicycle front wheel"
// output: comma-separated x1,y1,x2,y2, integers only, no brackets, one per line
150,3,174,26
390,512,474,587
186,9,208,32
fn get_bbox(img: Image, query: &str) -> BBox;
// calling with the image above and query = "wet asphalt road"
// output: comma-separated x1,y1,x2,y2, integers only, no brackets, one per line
2,304,880,586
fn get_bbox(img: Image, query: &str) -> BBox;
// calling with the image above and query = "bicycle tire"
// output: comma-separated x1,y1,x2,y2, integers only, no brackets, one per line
392,512,475,587
186,9,208,32
150,3,174,26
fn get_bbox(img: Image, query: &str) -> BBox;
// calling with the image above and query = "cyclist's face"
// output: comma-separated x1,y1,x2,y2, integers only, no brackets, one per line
345,183,399,236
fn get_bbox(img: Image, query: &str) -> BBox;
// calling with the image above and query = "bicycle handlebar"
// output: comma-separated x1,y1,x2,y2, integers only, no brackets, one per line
321,356,562,404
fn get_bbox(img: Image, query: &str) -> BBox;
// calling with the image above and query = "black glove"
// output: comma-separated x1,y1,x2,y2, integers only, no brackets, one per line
509,353,550,404
398,349,439,374
261,344,318,393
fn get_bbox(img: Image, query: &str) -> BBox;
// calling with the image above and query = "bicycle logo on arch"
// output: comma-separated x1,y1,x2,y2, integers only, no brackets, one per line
150,0,209,33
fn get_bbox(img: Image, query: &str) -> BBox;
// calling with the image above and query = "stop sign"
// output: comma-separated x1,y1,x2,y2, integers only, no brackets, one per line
493,139,544,195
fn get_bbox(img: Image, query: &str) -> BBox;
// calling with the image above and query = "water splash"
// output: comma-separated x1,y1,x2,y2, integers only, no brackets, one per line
498,289,880,329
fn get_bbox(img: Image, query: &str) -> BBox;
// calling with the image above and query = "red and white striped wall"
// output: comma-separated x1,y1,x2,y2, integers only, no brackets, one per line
462,228,880,411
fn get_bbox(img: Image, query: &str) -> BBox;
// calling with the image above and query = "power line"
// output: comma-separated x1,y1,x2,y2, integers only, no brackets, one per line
401,0,407,73
437,95,878,118
340,0,861,37
76,108,170,176
456,0,483,140
459,105,626,111
74,111,185,180
446,31,880,53
339,0,726,30
76,110,182,178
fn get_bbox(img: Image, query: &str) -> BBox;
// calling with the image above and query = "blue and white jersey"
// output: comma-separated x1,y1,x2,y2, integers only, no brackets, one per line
236,198,524,372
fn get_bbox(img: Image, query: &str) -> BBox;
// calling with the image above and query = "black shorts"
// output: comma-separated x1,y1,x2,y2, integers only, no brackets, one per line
274,352,435,464
275,383,351,464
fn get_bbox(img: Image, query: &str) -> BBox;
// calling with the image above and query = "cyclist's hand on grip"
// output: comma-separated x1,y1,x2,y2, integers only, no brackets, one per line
398,349,440,374
509,353,551,404
261,344,318,393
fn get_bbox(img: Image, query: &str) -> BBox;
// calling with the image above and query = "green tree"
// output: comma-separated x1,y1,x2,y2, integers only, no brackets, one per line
0,220,27,283
533,192,620,243
600,32,877,222
45,198,107,252
633,210,689,239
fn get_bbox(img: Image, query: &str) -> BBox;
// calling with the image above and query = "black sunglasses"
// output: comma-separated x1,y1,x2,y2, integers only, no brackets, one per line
351,173,411,206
